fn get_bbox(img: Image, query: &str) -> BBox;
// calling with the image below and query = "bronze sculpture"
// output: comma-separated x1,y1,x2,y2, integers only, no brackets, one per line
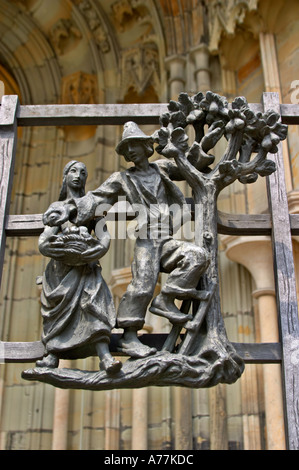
22,91,288,390
36,161,122,374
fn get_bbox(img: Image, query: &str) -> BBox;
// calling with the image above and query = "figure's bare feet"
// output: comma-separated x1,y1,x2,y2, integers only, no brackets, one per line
150,294,192,324
117,330,156,358
100,355,122,374
36,353,59,368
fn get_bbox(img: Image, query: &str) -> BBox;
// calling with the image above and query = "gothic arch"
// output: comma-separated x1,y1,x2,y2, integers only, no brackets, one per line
156,0,207,57
0,1,61,104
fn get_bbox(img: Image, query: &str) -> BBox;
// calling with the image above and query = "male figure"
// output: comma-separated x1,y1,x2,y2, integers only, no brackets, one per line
44,122,210,358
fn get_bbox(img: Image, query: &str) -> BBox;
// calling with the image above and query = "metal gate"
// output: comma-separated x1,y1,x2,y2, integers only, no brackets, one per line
0,92,298,449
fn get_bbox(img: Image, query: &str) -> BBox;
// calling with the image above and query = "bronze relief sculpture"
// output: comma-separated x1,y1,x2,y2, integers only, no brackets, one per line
22,92,287,390
36,161,121,374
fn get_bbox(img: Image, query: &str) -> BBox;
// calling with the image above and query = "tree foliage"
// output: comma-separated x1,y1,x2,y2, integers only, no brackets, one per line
154,91,288,193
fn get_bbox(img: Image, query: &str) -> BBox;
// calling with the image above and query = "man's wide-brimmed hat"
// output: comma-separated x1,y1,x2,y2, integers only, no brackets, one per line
116,121,154,155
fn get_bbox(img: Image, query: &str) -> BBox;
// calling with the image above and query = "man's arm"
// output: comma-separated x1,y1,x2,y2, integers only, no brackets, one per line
43,172,123,227
74,172,123,225
155,158,185,181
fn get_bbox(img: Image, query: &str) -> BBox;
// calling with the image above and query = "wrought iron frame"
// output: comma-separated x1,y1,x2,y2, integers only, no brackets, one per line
0,93,298,449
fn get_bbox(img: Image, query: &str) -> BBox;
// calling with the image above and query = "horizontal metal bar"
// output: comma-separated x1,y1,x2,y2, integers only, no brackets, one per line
1,99,298,127
16,103,168,127
4,102,296,127
2,341,44,363
5,213,44,236
281,104,299,124
5,211,299,237
1,336,282,364
216,211,273,235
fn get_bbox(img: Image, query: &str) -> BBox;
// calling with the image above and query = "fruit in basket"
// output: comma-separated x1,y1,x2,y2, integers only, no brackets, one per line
54,226,102,266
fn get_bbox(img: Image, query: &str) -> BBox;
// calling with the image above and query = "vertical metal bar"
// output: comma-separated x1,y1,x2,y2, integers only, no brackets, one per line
0,95,19,288
263,92,299,450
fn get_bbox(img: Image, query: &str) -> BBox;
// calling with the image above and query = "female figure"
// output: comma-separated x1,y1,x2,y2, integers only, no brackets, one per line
37,161,121,374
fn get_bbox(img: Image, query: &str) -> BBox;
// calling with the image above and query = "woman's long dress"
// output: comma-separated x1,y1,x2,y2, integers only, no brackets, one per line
39,221,116,360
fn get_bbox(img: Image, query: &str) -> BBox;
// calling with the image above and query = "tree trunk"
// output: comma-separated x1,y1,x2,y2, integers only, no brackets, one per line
179,180,245,382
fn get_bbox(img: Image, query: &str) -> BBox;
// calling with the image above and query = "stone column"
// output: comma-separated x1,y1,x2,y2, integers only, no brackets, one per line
131,388,148,450
105,389,120,450
221,67,237,99
259,33,281,95
259,32,293,193
174,387,193,449
52,360,71,450
0,81,4,100
109,267,152,450
191,43,211,93
165,55,186,101
224,236,286,450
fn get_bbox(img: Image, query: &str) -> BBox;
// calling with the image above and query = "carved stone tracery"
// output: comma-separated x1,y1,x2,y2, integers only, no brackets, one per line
50,18,82,55
206,0,259,53
61,71,98,104
122,43,160,98
74,0,111,53
111,0,143,33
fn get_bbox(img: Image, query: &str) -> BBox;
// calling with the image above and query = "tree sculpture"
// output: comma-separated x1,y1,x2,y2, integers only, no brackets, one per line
151,92,288,376
22,92,288,391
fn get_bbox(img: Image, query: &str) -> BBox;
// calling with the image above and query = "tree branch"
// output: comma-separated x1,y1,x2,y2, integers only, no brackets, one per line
174,150,206,191
238,148,267,176
214,147,270,191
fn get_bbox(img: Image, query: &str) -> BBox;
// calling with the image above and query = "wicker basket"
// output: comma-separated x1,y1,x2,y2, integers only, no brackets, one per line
54,226,101,266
